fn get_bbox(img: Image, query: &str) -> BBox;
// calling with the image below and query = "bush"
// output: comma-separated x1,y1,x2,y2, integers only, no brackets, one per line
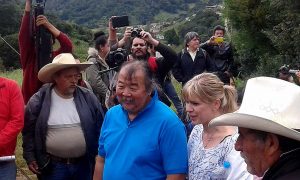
0,33,20,70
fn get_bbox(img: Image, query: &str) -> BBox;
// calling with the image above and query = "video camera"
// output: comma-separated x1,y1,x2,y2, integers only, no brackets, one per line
131,28,142,38
33,0,52,70
279,65,299,75
107,48,128,69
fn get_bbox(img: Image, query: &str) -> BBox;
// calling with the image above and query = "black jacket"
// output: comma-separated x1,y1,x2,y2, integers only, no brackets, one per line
22,84,104,168
172,48,215,85
263,148,300,180
201,42,235,74
152,42,178,86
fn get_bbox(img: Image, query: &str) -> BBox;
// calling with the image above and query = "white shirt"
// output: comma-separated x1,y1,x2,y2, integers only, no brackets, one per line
187,48,198,61
188,125,252,180
48,89,80,125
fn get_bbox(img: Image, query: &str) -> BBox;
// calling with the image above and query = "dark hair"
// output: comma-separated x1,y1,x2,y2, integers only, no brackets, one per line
277,133,300,153
213,25,226,34
184,32,199,47
94,31,107,51
118,60,155,93
249,129,300,153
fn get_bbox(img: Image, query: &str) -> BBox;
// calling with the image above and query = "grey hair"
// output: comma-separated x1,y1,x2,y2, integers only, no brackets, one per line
184,31,199,47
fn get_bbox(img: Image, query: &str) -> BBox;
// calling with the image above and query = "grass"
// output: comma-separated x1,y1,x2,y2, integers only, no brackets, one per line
0,69,182,179
0,69,37,179
0,69,22,85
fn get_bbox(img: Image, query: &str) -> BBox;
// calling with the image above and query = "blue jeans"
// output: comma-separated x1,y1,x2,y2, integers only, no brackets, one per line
163,80,184,118
38,158,92,180
0,161,16,180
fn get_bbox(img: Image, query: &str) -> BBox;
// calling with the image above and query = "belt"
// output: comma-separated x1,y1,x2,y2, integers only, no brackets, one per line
49,154,84,164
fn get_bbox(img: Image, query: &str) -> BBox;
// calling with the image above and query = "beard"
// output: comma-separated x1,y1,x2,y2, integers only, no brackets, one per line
132,51,147,60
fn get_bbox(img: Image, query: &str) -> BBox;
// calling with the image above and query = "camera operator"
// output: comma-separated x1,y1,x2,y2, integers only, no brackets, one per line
19,0,73,104
277,65,294,83
108,23,178,106
85,31,113,112
200,25,237,84
276,65,300,85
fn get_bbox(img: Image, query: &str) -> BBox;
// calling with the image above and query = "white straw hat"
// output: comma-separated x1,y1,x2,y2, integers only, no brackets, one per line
209,77,300,141
38,53,92,83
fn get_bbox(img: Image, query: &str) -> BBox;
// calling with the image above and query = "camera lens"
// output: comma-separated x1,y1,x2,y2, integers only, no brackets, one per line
114,52,125,63
131,31,138,37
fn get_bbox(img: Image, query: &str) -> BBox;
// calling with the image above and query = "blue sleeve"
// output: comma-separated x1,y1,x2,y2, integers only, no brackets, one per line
98,112,109,158
160,120,188,174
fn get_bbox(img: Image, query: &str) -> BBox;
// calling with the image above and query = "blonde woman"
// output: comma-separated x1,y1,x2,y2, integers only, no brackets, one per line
182,73,252,180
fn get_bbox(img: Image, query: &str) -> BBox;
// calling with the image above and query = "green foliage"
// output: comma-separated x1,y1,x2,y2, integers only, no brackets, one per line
44,0,192,27
0,2,93,70
0,33,20,70
0,3,22,36
177,9,222,42
0,69,23,85
164,28,180,45
224,0,300,77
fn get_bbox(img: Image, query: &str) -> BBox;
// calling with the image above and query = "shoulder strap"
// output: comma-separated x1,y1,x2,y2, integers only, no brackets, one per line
180,49,185,60
148,57,158,72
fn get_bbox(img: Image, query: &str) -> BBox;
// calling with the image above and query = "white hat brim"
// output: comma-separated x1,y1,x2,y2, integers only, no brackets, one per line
209,113,300,141
38,62,92,83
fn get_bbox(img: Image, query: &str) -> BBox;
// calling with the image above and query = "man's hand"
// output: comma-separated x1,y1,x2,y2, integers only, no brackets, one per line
206,36,217,45
36,15,51,28
108,16,117,32
28,161,41,174
36,15,60,37
140,30,159,47
123,27,132,41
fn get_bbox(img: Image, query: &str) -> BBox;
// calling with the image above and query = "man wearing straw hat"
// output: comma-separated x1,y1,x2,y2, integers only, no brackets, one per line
210,77,300,180
22,53,104,179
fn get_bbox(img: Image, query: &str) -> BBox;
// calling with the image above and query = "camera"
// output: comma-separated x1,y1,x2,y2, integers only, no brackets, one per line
288,69,299,74
34,3,44,17
131,28,142,38
279,65,299,75
107,48,128,68
214,37,224,44
34,0,45,17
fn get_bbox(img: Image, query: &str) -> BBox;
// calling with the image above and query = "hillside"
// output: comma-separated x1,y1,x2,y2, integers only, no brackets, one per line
43,0,221,27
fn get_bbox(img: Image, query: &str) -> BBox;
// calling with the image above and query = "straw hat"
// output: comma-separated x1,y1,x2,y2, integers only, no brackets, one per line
38,53,92,83
209,77,300,141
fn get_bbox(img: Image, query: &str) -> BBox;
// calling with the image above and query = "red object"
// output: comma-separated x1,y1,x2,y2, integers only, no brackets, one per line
0,77,24,157
19,12,73,104
148,57,158,72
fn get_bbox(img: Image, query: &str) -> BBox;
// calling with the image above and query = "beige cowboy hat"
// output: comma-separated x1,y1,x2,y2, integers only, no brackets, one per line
38,53,92,83
209,77,300,141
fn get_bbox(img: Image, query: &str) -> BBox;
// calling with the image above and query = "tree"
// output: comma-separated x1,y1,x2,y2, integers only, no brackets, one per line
0,3,21,36
164,28,180,45
0,34,20,70
224,0,300,77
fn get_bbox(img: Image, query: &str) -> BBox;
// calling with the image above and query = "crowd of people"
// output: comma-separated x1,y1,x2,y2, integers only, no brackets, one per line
1,0,300,180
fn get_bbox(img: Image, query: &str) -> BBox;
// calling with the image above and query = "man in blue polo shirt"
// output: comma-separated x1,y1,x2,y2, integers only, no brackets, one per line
93,60,188,180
